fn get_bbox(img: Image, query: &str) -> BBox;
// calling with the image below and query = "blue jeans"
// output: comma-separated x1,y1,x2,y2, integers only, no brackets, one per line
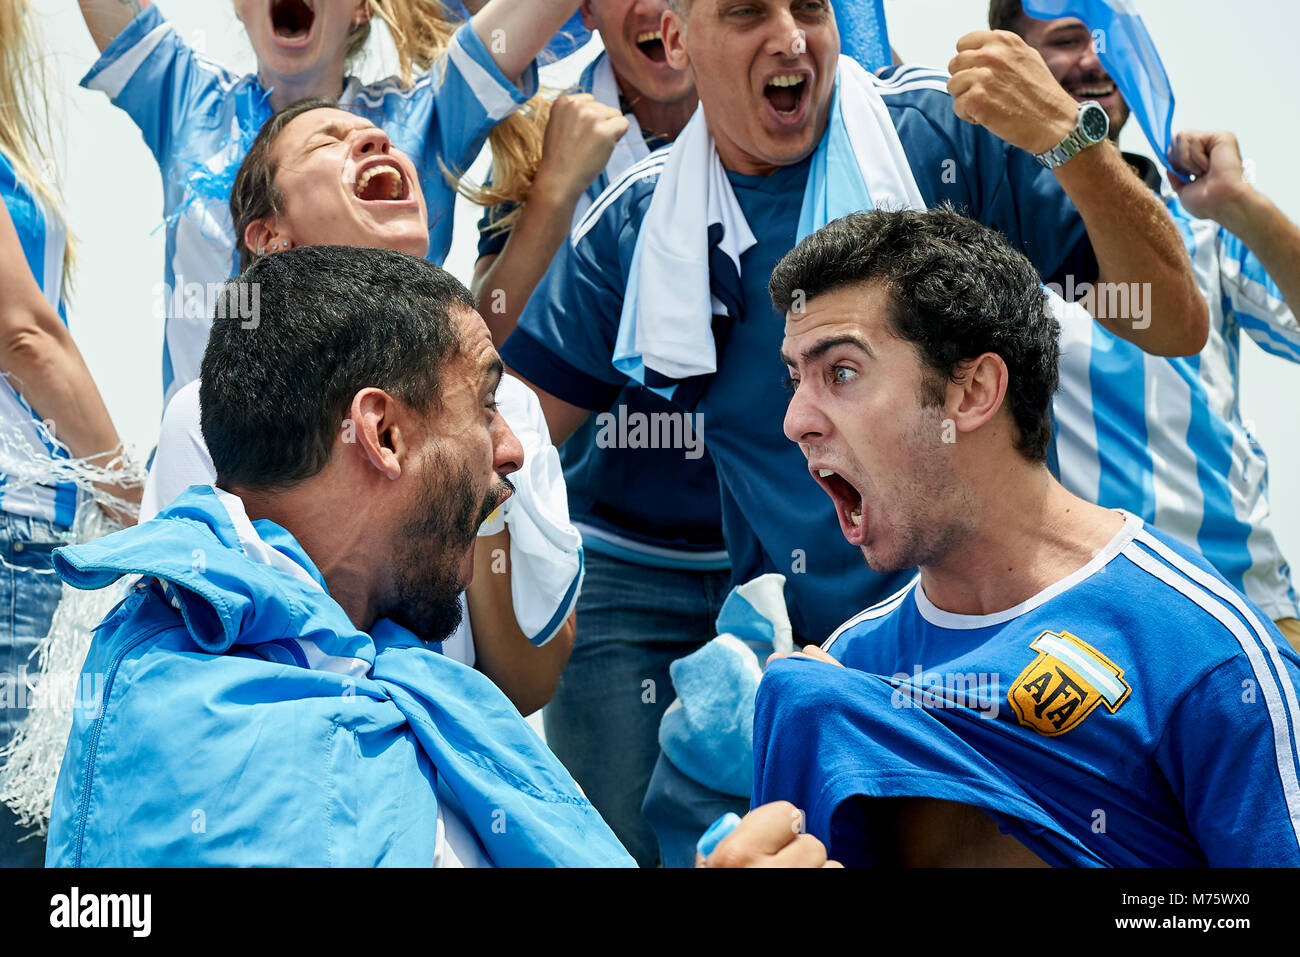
0,511,68,867
543,549,731,867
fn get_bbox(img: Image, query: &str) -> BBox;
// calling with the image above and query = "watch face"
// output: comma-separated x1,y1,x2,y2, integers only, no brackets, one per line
1080,102,1110,142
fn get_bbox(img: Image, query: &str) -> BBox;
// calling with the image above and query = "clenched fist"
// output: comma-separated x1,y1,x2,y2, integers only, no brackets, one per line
697,801,843,868
1167,130,1256,226
948,30,1081,156
533,93,630,205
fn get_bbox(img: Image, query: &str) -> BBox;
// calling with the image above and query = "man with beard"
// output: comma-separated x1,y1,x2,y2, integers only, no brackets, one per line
44,246,829,867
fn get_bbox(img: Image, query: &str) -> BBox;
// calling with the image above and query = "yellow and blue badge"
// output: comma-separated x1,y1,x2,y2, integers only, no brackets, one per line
1009,630,1131,736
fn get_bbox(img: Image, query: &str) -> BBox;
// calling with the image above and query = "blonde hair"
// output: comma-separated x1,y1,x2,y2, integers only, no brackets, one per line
0,0,74,300
456,94,551,236
352,0,551,232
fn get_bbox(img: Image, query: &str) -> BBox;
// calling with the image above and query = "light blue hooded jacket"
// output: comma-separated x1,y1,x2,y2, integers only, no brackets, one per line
46,486,633,867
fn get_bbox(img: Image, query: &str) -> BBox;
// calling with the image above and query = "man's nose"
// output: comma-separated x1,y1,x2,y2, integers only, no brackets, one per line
783,382,828,446
352,127,392,158
1078,35,1104,75
762,3,802,57
492,415,524,479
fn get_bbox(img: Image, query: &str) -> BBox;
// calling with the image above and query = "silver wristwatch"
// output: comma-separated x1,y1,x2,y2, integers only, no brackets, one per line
1035,101,1110,169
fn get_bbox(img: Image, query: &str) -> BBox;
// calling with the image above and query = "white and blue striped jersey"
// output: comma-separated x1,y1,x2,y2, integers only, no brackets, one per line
1052,185,1300,620
82,4,537,407
752,511,1300,866
0,151,78,527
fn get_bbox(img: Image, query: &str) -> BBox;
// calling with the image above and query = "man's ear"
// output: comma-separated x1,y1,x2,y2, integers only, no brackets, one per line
243,217,291,259
578,0,596,32
662,7,689,71
345,388,406,480
948,353,1009,438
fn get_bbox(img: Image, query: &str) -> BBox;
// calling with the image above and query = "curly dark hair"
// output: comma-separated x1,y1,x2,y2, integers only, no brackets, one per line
201,245,473,490
769,205,1059,462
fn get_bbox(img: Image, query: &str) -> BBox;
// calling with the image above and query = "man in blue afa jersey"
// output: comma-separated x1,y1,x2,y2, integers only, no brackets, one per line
757,206,1300,867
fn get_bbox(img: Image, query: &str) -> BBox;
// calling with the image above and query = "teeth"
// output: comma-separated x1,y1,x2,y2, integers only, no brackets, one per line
818,469,835,477
850,509,862,527
636,30,662,43
767,74,805,88
356,164,402,199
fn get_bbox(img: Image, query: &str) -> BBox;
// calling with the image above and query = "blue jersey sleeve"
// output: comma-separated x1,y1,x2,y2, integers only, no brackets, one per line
1218,229,1300,363
878,70,1094,287
1155,652,1300,865
477,200,514,259
500,192,644,410
423,23,539,179
80,5,242,168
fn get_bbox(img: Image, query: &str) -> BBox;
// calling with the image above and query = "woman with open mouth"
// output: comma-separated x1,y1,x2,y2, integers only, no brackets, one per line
140,99,584,721
74,0,581,410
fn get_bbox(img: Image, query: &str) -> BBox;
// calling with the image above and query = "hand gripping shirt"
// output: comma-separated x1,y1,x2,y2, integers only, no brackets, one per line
752,512,1300,867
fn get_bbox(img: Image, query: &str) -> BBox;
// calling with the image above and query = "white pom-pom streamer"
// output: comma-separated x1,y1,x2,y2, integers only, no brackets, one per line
0,412,143,834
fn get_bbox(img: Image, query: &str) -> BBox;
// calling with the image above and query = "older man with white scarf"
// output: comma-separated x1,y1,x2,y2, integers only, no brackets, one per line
502,0,1206,649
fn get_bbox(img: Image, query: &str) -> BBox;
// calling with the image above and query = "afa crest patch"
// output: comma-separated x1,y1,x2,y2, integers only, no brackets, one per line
1009,630,1131,736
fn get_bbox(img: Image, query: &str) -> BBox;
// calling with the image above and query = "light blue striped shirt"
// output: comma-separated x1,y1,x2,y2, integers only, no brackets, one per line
1053,185,1300,619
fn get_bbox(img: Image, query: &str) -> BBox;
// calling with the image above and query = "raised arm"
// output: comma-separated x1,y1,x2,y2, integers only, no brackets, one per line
77,0,150,53
472,0,583,86
467,527,575,715
948,30,1208,357
472,94,628,345
0,201,139,521
503,372,591,446
1169,129,1300,328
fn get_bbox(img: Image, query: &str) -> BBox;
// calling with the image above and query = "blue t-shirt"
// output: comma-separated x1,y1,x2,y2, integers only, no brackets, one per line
503,65,1096,642
82,4,537,406
752,512,1300,867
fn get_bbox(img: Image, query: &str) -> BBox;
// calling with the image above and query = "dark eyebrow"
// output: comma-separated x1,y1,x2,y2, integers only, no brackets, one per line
1044,21,1089,38
781,335,874,368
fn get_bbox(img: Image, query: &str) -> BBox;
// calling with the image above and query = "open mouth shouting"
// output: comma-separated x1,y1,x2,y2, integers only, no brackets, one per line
812,465,868,547
270,0,316,47
762,70,810,124
352,156,412,203
635,29,667,63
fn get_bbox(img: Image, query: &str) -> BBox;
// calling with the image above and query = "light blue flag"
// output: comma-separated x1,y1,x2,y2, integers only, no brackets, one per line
1022,0,1176,171
833,0,892,70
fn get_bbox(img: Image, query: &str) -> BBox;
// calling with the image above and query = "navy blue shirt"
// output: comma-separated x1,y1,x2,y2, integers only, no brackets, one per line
504,66,1097,639
485,55,727,567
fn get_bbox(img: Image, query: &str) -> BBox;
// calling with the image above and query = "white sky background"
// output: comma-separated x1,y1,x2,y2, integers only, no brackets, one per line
29,0,1300,566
